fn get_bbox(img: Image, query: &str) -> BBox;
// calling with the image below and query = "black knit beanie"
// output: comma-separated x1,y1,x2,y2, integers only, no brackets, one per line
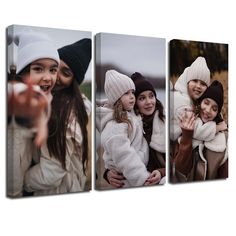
198,80,224,123
58,38,91,85
131,72,156,98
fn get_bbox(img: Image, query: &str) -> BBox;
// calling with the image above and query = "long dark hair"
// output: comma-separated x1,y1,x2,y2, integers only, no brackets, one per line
47,79,88,174
155,98,165,122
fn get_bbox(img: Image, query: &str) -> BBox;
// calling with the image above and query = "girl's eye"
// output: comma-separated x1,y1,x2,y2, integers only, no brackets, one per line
149,93,154,99
31,66,43,72
138,96,145,101
200,81,207,87
212,106,218,112
50,68,58,74
61,68,73,77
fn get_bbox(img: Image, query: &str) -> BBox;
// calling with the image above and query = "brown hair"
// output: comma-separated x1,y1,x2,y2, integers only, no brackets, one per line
113,99,132,136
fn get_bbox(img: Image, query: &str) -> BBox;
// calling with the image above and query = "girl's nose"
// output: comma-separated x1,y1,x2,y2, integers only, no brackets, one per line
42,71,51,81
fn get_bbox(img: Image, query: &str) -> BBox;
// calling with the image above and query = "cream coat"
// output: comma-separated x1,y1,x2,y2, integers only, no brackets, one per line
97,105,149,187
150,110,166,153
24,114,86,195
7,121,36,197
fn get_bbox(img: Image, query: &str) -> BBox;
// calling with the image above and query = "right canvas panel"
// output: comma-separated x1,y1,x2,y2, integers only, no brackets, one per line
169,39,228,183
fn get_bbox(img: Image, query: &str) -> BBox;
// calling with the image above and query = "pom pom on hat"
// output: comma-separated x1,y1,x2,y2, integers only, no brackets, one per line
15,32,60,74
131,72,156,98
104,70,135,105
58,38,91,85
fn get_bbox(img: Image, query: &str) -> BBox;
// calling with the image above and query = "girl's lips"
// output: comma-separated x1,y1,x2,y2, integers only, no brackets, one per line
144,106,154,111
40,85,51,93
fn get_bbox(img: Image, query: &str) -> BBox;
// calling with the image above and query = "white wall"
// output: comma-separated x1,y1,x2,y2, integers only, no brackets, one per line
1,1,235,236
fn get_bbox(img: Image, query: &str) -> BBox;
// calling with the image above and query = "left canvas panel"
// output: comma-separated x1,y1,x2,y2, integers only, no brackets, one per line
7,25,92,198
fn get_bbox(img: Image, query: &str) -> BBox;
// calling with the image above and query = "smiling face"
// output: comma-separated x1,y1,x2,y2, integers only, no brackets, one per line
54,60,74,90
200,98,218,123
136,90,156,116
22,58,58,96
120,89,136,111
188,79,208,101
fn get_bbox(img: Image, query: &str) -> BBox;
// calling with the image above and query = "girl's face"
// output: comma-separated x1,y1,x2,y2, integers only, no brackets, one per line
200,98,218,122
188,79,207,100
24,58,58,96
136,90,156,116
120,89,135,111
55,60,74,90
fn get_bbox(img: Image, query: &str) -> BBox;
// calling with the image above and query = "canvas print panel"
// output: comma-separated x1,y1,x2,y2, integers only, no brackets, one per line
95,32,166,190
7,25,92,198
169,39,228,183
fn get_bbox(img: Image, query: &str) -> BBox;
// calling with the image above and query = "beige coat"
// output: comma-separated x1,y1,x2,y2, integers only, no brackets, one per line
7,121,36,198
24,114,86,196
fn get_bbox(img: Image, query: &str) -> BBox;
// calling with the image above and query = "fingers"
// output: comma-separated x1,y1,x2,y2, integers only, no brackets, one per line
25,79,33,107
34,116,48,147
108,170,125,188
109,179,124,188
180,110,196,130
109,170,125,180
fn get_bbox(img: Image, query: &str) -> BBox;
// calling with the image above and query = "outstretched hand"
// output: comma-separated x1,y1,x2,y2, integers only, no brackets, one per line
8,82,48,146
179,110,195,131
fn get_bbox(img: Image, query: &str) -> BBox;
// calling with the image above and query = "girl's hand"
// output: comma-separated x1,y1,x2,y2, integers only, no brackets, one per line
179,110,195,131
107,169,126,188
8,82,48,146
216,121,228,133
144,170,161,185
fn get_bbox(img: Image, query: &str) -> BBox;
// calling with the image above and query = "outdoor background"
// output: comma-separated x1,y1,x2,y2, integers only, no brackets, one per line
95,33,166,190
0,1,235,236
170,39,228,123
7,25,92,99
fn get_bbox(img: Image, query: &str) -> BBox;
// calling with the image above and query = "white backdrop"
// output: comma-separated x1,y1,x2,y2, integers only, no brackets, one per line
0,1,235,236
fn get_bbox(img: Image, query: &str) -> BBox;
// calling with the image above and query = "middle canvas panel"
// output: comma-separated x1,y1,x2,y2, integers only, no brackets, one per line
95,32,166,190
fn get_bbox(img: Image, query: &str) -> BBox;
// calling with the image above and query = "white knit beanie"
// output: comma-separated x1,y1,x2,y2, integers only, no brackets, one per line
174,56,210,94
104,70,135,105
15,32,60,74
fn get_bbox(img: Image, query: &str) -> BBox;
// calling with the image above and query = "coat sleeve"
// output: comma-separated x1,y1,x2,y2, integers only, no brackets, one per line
174,129,194,175
193,119,216,141
104,126,149,186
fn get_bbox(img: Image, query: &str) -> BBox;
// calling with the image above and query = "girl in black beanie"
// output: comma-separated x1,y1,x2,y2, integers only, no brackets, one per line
104,72,166,187
173,80,228,182
24,38,92,195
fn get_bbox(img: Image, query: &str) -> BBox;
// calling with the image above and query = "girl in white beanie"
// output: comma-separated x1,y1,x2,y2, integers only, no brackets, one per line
7,30,60,198
170,56,211,141
97,70,160,188
103,72,166,187
172,80,228,181
23,39,92,195
170,57,227,150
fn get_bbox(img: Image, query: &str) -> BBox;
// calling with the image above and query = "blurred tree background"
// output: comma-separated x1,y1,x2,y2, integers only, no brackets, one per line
169,39,228,123
80,82,91,101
